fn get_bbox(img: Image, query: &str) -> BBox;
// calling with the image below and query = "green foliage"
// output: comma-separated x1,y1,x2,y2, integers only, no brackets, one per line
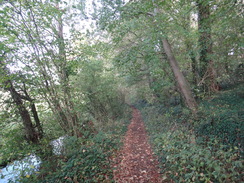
41,111,65,139
27,114,131,183
0,124,51,174
1,0,243,182
138,84,243,183
196,85,244,148
0,127,26,166
154,131,242,182
16,104,132,183
39,139,113,183
72,58,126,123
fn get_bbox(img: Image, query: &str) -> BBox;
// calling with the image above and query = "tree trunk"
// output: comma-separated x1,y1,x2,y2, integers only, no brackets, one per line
30,103,43,138
56,4,79,136
197,0,219,93
22,83,43,139
186,4,199,86
150,3,197,111
0,58,38,143
162,39,198,112
185,39,199,86
198,0,211,78
190,50,199,86
8,82,38,143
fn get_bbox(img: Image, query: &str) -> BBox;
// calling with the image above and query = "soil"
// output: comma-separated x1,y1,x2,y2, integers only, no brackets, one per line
113,107,162,183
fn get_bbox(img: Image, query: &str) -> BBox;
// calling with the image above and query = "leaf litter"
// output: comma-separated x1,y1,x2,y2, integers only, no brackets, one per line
113,107,162,183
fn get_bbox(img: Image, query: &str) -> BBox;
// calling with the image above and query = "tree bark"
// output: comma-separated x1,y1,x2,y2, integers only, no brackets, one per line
30,103,43,139
198,0,211,78
197,0,219,93
190,50,199,86
56,4,79,136
162,39,198,112
8,81,38,143
0,58,38,143
185,39,199,86
22,83,43,138
150,3,197,111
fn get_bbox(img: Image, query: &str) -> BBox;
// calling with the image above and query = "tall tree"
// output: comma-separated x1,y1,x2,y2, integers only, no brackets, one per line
151,2,198,111
0,0,83,136
0,52,41,143
161,39,198,111
95,0,198,111
197,0,219,93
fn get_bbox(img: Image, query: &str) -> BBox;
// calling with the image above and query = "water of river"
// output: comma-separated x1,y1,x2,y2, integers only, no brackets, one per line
0,154,41,183
0,136,66,183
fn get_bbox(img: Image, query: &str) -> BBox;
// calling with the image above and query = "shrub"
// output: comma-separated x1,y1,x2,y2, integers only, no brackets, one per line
153,130,242,183
139,84,243,183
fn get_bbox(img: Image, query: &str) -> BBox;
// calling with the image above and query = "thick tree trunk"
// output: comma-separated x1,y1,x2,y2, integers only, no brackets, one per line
198,0,211,78
150,3,197,111
8,82,38,143
162,39,198,112
1,59,38,143
197,0,219,93
22,83,43,139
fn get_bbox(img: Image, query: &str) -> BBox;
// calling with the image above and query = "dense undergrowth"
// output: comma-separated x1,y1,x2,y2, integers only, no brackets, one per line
0,105,131,183
21,106,131,183
137,84,243,183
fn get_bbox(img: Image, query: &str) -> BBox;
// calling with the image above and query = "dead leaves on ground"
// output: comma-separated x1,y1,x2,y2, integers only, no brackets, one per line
113,108,162,183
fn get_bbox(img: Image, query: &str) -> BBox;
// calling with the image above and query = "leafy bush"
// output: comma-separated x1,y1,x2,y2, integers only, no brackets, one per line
72,60,126,123
20,105,132,183
138,84,243,183
41,145,113,183
153,130,242,182
0,126,31,167
196,85,244,149
18,134,114,183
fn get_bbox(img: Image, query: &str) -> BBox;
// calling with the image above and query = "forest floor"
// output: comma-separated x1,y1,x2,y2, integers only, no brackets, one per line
113,107,162,183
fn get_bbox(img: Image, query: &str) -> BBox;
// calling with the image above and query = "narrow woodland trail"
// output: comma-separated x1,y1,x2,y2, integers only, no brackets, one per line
113,107,162,183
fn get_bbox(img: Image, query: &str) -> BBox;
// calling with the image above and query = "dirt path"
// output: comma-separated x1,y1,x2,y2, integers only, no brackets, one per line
113,107,162,183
